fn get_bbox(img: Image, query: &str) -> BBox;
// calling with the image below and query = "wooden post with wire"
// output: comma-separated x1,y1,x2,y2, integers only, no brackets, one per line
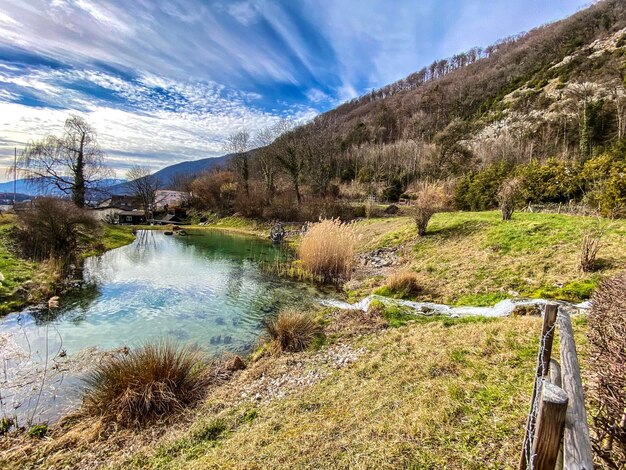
519,303,593,470
519,303,558,470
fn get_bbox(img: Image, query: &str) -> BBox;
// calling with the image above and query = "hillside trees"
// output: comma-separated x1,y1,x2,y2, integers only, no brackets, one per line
253,119,292,202
126,165,160,218
224,130,251,195
16,115,110,207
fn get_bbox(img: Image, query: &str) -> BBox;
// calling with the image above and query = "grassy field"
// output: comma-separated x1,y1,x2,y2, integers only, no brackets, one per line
353,211,626,306
0,210,618,468
0,214,135,314
139,317,544,469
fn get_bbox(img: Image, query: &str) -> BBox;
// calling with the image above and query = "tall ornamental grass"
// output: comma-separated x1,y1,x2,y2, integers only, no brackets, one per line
298,218,357,282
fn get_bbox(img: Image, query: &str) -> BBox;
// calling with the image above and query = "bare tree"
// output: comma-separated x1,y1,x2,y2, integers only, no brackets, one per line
15,115,110,207
224,130,251,195
253,120,291,202
126,165,160,219
274,126,307,205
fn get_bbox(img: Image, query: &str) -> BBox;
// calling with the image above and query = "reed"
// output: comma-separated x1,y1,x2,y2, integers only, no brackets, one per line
298,218,357,283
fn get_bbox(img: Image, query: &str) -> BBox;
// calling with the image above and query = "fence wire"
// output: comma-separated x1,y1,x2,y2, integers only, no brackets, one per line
522,316,557,470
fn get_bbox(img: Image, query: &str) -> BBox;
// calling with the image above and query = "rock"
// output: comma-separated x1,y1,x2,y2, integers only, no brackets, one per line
48,296,60,309
225,355,246,371
384,204,399,214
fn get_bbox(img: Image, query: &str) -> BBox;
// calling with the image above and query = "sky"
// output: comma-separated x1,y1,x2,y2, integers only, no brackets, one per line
0,0,587,181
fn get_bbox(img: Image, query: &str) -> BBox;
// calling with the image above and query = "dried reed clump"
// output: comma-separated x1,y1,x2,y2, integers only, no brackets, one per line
587,272,626,467
497,178,522,221
264,309,322,353
412,182,451,236
579,228,604,272
82,341,206,427
298,218,357,282
383,270,423,299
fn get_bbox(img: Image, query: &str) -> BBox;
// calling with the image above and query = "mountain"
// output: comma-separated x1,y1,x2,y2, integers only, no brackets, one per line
264,0,626,184
108,154,232,194
150,154,232,188
0,178,126,197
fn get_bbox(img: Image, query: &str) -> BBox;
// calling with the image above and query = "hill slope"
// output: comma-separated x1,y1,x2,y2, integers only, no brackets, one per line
260,0,626,195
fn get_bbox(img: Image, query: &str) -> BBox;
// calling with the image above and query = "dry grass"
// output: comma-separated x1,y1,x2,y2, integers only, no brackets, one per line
264,309,322,353
378,269,423,299
82,342,206,427
298,218,358,282
125,316,565,469
579,228,604,273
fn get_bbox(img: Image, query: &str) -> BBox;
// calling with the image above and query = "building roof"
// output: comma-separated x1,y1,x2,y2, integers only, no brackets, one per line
118,210,145,217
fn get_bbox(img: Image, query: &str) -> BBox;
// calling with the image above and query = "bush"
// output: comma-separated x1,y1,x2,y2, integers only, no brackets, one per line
497,178,522,221
298,218,357,282
83,341,206,427
377,270,423,299
15,197,100,260
412,182,451,236
455,163,511,211
587,272,626,467
189,171,238,215
264,309,321,353
517,158,581,204
579,228,603,272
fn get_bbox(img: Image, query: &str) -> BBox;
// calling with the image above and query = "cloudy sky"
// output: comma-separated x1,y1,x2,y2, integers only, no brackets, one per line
0,0,585,181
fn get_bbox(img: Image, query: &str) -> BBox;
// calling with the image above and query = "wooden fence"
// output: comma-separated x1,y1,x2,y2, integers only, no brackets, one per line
519,303,594,470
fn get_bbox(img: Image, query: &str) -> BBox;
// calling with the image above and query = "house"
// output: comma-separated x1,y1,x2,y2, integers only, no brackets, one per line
152,213,184,225
155,190,189,210
98,195,141,211
117,210,146,225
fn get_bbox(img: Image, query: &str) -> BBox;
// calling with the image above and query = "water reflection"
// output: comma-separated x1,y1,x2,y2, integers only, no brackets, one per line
0,230,321,424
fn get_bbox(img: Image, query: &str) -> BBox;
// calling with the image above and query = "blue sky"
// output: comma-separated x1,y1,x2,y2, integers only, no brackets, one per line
0,0,585,181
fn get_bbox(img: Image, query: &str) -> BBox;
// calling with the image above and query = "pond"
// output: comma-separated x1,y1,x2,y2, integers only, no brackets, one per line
0,230,322,424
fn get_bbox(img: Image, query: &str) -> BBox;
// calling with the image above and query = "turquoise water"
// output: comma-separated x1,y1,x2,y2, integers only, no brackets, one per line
0,230,321,423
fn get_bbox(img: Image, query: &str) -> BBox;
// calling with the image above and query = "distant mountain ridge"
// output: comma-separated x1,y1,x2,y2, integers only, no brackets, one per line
0,154,232,197
108,153,232,194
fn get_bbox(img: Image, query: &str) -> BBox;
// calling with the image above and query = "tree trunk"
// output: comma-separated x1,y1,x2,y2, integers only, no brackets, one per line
73,133,86,207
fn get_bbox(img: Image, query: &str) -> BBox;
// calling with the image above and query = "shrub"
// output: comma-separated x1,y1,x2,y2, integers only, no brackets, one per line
15,197,100,260
264,309,321,353
83,341,206,427
412,182,451,236
587,272,626,467
189,170,238,215
455,163,510,211
298,218,357,282
377,270,423,299
517,158,581,204
579,228,603,272
497,178,522,221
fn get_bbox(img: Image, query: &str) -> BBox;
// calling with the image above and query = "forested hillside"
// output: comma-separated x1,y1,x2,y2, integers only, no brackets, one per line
196,0,626,220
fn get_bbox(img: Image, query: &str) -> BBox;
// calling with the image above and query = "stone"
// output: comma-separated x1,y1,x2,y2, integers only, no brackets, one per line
226,355,246,371
384,204,399,214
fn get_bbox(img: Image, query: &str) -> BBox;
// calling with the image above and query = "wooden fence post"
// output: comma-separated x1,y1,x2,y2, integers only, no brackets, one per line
519,303,559,470
557,308,594,469
532,379,569,470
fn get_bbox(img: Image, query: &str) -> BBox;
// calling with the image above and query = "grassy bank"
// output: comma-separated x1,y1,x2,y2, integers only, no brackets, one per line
0,312,588,469
352,211,626,306
0,214,135,315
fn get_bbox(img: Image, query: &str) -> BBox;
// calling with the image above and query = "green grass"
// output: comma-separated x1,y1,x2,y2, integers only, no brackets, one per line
358,211,626,305
0,215,36,314
0,216,136,315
